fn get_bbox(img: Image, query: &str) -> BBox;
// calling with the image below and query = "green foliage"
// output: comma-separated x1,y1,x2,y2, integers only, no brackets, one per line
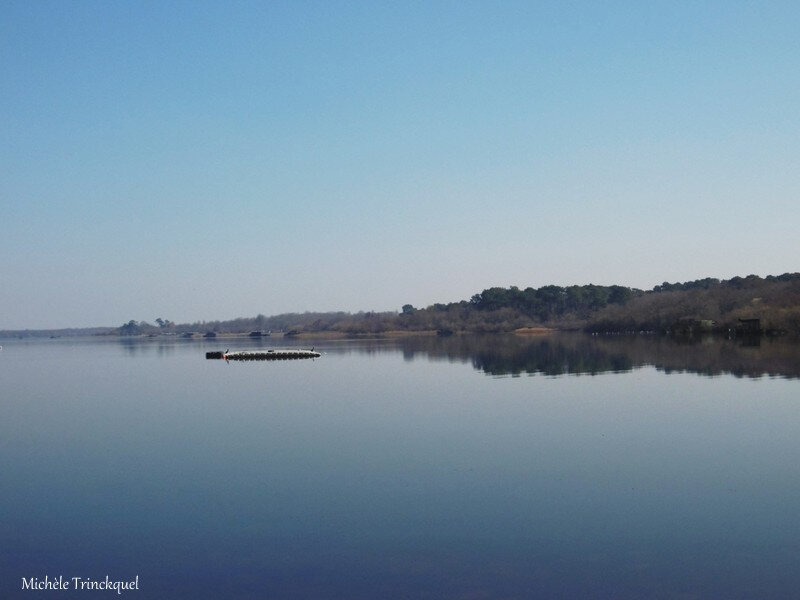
469,283,636,319
119,320,139,335
118,320,157,335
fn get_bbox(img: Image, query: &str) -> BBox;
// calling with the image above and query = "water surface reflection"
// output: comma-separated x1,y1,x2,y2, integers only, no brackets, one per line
3,334,800,599
104,332,800,379
351,333,800,379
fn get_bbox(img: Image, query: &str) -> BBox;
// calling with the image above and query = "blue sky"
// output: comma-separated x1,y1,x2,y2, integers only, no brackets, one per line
2,1,799,328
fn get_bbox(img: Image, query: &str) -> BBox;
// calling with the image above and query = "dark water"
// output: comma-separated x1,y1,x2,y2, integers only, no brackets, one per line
2,334,800,599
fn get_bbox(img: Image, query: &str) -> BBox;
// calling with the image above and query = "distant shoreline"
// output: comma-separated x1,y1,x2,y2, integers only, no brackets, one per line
3,272,799,339
0,329,557,341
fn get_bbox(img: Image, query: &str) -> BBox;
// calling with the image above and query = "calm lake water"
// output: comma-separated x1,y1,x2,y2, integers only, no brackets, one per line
2,334,800,599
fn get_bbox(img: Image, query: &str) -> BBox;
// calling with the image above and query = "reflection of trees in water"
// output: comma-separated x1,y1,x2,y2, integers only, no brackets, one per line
391,335,633,377
115,338,177,356
389,334,800,379
112,333,800,378
600,335,800,379
474,339,634,377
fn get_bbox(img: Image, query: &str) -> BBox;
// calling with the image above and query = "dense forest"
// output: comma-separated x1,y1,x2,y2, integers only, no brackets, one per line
106,272,800,337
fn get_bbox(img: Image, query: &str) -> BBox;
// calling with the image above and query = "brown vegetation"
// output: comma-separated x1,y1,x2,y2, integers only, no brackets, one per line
109,273,800,337
587,274,800,334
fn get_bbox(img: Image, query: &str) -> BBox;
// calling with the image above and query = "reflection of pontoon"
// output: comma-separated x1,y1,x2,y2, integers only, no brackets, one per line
206,349,320,360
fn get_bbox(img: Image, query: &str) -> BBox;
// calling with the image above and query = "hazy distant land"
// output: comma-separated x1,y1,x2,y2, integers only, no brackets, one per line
3,273,799,339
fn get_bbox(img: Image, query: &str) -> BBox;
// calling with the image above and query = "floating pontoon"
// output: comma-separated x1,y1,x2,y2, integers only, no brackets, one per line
206,349,320,361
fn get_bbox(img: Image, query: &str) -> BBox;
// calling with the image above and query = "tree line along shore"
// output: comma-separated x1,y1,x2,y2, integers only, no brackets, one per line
4,273,799,339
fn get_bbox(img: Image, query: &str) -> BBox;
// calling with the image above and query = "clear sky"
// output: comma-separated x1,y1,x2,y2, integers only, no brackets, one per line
2,1,799,328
